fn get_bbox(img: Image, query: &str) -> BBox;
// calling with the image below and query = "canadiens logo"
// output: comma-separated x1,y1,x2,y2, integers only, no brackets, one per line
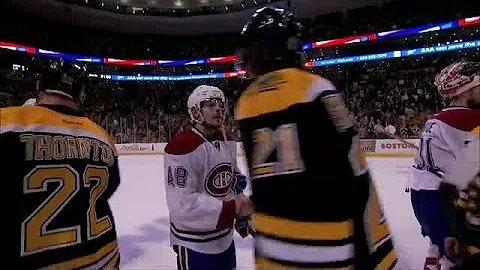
205,163,233,197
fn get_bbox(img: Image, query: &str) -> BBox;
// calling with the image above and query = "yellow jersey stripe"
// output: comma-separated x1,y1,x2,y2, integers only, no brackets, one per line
104,250,120,269
468,246,480,255
256,256,354,270
376,249,397,270
472,126,480,135
254,212,353,241
39,240,118,269
0,106,113,148
235,69,318,120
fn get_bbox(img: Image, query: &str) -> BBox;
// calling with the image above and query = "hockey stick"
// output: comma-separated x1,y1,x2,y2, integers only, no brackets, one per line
374,125,417,193
374,125,419,150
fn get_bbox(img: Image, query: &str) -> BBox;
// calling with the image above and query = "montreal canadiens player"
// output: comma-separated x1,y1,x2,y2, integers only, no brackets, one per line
409,61,480,270
164,85,252,270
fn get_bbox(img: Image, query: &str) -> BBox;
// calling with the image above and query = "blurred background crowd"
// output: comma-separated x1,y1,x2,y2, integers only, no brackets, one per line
1,0,479,143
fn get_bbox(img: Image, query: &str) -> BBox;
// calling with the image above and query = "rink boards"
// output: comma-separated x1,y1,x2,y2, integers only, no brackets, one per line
114,139,420,158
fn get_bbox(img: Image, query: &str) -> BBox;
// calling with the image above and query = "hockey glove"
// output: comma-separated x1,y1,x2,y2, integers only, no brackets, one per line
231,172,247,195
235,216,255,238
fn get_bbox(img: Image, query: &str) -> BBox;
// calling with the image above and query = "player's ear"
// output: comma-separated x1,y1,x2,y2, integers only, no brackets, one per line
191,107,202,121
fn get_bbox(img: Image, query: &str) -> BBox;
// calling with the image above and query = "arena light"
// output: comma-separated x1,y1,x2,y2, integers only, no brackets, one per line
109,72,229,81
81,40,478,81
91,40,480,81
305,40,480,67
0,16,478,67
2,40,478,81
174,0,183,7
302,16,480,50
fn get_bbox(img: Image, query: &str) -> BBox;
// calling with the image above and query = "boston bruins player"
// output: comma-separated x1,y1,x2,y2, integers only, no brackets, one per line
0,60,121,269
444,114,480,268
234,7,397,270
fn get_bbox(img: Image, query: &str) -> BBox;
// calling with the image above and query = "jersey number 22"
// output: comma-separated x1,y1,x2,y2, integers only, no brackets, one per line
21,164,113,256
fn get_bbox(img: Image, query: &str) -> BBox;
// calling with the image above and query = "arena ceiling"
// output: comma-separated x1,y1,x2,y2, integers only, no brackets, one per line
10,0,385,35
98,0,282,9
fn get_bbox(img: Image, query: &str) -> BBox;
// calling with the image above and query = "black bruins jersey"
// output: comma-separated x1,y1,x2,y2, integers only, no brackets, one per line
235,68,397,270
0,105,121,269
454,126,480,267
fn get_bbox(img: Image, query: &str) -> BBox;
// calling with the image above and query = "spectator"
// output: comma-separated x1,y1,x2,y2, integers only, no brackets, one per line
385,121,397,136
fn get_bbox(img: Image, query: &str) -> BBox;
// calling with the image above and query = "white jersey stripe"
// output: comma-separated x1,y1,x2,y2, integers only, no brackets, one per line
256,235,354,264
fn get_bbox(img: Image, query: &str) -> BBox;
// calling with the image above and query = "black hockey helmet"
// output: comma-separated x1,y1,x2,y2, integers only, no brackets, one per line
37,59,89,103
236,7,304,77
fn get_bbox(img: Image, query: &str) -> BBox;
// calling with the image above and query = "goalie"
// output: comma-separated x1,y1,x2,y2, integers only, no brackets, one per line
408,61,480,270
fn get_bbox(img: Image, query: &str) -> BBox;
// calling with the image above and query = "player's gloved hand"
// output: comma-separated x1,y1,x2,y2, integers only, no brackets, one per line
444,237,460,259
231,172,247,195
233,194,252,217
235,216,255,238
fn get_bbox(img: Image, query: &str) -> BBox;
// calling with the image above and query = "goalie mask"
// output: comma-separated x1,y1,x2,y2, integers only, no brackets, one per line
187,85,226,125
434,61,480,99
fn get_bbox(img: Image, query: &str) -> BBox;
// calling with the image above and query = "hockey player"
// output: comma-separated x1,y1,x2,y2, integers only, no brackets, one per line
447,127,480,270
409,61,480,270
234,7,397,270
164,85,252,270
1,60,121,269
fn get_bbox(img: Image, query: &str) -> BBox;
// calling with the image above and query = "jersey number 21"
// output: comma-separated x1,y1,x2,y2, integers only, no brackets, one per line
251,123,305,179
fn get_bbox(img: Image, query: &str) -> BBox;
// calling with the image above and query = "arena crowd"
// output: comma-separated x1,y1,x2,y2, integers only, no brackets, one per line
1,0,479,143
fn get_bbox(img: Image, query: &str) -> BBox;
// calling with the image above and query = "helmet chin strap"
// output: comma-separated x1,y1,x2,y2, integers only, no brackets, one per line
192,114,204,124
189,105,204,124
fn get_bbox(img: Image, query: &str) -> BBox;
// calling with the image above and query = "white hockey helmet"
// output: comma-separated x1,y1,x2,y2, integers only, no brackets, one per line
187,85,226,124
434,61,480,99
22,98,37,106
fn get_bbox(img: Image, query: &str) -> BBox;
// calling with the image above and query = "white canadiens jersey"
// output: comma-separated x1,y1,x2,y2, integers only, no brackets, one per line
164,127,239,254
448,127,480,189
409,107,480,190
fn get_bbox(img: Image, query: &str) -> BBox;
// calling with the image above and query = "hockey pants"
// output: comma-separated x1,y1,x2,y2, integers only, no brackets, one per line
411,189,451,255
173,241,236,270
